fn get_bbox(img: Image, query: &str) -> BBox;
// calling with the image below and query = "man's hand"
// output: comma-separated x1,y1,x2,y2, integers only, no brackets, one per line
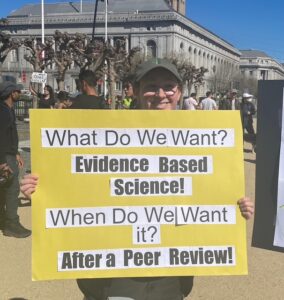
0,163,13,185
20,174,39,199
238,197,254,220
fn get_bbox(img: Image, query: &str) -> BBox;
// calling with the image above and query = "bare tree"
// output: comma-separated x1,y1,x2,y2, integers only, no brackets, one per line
51,30,77,91
72,37,141,108
208,64,239,95
235,74,258,97
22,37,52,72
111,39,141,83
102,39,140,109
72,37,107,73
0,19,21,73
169,55,208,106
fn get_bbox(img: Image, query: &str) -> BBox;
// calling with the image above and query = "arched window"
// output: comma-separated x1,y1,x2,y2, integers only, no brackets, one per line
146,40,157,58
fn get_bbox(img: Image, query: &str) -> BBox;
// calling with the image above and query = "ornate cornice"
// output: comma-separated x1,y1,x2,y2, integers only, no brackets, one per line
5,11,240,57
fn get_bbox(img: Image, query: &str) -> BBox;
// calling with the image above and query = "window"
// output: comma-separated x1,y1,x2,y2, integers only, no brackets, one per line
10,49,19,62
115,81,122,90
260,70,267,80
146,40,157,58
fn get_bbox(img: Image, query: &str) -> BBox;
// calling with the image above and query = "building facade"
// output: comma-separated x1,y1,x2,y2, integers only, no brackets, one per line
240,50,284,81
0,0,241,95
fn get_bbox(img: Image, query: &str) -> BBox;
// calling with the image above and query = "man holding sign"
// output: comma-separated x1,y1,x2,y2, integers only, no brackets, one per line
21,59,254,300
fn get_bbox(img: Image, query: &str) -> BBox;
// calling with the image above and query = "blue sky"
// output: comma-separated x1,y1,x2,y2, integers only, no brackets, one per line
1,0,284,62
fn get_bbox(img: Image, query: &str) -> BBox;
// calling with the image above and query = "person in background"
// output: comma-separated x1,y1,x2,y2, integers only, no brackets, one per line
20,59,254,300
55,91,73,109
0,82,31,238
70,70,105,109
241,93,257,150
115,95,123,110
122,81,134,109
29,83,55,109
183,92,198,110
241,93,256,135
221,89,241,110
200,91,217,110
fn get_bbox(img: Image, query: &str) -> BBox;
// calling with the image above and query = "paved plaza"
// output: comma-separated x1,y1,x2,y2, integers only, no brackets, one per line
0,121,284,300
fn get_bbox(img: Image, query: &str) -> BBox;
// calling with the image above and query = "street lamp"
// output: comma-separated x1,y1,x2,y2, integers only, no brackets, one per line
41,0,45,92
104,0,108,99
92,0,99,39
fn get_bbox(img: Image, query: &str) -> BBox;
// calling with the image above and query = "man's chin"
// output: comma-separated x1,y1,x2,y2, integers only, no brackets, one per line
153,103,172,110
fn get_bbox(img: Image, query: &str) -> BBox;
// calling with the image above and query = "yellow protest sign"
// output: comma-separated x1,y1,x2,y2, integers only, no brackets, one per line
30,109,247,280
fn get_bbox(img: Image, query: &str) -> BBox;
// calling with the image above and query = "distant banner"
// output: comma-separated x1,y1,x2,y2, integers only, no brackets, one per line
274,91,284,247
30,110,247,280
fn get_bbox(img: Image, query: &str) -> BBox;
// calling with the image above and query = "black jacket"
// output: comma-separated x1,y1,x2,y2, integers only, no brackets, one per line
0,101,19,164
70,94,106,109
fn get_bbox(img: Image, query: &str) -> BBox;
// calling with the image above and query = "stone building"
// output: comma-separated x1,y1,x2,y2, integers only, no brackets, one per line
240,50,284,81
0,0,241,95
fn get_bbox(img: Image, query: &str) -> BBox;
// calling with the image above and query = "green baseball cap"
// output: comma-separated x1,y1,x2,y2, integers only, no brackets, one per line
134,58,182,83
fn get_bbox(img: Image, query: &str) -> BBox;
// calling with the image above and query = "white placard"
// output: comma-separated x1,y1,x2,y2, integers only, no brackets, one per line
31,72,47,84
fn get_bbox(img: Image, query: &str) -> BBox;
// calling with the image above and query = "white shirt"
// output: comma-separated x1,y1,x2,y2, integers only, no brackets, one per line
200,97,217,110
231,99,236,110
183,97,198,110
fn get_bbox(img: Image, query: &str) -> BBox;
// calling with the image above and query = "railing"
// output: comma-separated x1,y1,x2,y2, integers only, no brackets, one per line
14,97,33,120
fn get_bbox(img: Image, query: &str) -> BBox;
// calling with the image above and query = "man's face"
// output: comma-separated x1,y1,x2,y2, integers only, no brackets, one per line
230,92,237,100
43,87,50,96
136,68,181,110
124,84,134,97
11,90,21,102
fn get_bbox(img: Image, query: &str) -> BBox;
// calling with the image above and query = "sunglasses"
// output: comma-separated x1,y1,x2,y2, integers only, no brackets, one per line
143,84,178,97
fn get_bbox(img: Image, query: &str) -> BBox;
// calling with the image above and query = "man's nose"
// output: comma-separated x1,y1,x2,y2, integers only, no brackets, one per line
156,88,167,98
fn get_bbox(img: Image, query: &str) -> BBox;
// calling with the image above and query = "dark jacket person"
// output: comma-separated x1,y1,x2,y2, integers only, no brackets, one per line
0,81,31,238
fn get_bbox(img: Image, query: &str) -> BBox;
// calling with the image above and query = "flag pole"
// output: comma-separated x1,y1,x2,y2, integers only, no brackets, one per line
41,0,45,92
104,0,108,100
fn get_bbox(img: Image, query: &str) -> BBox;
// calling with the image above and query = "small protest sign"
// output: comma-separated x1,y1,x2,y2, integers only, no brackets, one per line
31,72,47,84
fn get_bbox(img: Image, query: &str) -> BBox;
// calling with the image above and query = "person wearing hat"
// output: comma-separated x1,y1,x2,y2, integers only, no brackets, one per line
221,89,241,110
241,92,256,138
20,59,254,299
0,81,31,238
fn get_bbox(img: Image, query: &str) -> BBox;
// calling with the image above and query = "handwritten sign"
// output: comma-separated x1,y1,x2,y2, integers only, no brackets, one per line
31,72,47,84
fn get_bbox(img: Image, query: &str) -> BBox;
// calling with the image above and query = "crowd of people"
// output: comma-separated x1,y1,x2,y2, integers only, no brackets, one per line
182,89,257,149
1,59,255,300
27,70,257,147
